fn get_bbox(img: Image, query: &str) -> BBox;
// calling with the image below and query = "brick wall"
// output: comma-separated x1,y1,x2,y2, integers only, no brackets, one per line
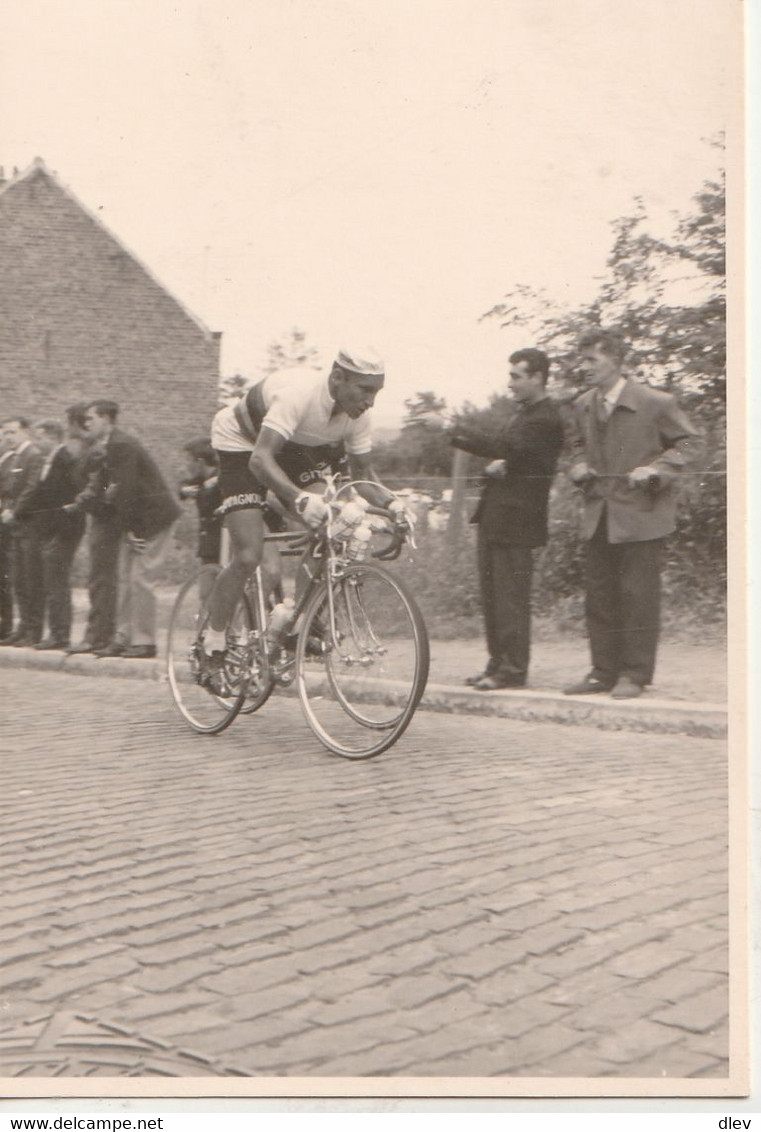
0,164,221,497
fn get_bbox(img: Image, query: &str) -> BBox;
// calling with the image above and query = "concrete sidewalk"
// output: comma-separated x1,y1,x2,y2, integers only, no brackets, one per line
0,589,727,738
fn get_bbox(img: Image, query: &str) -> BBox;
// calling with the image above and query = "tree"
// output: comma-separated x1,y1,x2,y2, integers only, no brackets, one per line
218,327,320,406
480,147,727,619
261,327,320,376
372,391,453,477
481,154,726,422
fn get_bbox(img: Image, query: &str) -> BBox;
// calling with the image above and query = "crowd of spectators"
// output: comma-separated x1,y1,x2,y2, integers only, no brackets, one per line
0,401,201,659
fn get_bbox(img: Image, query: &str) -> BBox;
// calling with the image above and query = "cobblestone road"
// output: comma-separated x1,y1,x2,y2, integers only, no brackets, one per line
1,669,728,1080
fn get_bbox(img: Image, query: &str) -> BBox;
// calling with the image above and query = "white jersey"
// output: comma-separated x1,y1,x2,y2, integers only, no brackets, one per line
212,367,373,455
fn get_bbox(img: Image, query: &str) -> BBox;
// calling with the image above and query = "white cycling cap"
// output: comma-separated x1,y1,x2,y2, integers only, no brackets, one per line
335,346,385,377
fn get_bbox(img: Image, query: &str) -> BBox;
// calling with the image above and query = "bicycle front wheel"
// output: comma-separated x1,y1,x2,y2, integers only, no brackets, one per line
166,567,267,734
295,562,429,758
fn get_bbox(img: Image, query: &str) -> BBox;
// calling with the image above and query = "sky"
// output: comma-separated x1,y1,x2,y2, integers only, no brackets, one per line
0,0,739,427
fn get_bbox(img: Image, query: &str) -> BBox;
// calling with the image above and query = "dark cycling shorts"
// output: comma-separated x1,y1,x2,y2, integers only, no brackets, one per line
215,443,348,519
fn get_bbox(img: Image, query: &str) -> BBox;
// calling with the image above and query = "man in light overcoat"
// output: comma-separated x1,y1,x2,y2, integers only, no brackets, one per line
564,328,701,699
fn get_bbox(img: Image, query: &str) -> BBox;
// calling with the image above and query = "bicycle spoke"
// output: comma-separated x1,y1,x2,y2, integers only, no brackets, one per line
166,568,262,734
296,563,429,758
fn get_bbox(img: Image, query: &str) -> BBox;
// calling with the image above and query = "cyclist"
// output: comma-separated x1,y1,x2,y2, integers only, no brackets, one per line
202,346,410,689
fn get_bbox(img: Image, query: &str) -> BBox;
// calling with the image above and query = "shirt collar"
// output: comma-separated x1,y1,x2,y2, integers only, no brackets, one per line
603,376,627,407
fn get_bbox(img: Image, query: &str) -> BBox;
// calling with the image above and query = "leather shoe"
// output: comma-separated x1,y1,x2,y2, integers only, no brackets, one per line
464,671,491,686
121,645,157,659
611,676,644,699
93,642,127,658
34,638,70,651
563,674,614,695
12,636,40,648
0,631,23,646
473,675,525,690
64,642,92,661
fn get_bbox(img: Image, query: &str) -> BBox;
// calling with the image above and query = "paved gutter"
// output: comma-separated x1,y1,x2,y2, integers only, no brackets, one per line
0,646,726,738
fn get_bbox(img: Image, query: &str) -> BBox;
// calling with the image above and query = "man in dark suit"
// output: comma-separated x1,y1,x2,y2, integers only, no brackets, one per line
0,431,16,639
82,400,181,659
564,328,700,699
449,348,564,689
0,417,44,646
26,419,87,650
65,403,122,656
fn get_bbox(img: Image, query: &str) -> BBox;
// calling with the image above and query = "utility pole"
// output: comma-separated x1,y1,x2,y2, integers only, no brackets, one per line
447,448,469,546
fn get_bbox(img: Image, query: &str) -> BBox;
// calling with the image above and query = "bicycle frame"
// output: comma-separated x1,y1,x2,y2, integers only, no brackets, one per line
246,475,406,665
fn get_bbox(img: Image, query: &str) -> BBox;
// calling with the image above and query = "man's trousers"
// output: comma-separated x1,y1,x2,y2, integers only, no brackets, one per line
10,523,44,641
84,514,122,649
0,524,13,637
40,524,85,645
585,515,664,688
477,528,534,685
115,524,175,647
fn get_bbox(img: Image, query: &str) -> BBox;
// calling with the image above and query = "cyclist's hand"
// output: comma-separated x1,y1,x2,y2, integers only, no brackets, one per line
387,497,414,527
484,459,507,479
294,491,330,529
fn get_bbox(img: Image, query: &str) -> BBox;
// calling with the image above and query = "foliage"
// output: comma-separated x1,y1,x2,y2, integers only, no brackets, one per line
218,327,320,406
373,390,453,476
481,154,726,422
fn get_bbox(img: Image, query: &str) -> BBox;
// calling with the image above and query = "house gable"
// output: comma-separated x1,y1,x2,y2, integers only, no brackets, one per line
0,159,221,495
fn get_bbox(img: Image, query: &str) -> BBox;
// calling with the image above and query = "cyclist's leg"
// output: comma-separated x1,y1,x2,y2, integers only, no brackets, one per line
207,507,265,632
205,450,269,636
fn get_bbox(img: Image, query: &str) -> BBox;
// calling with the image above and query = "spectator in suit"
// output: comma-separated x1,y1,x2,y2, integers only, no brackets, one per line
83,400,181,659
179,439,222,566
0,431,16,639
0,417,44,646
27,419,87,650
564,328,701,699
449,348,564,689
65,404,121,656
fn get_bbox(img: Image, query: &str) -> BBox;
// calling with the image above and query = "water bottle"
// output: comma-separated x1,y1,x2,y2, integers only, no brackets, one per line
331,499,367,541
345,522,372,561
267,596,295,647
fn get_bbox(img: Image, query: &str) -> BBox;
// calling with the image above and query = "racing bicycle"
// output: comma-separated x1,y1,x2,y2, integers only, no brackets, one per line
165,480,429,759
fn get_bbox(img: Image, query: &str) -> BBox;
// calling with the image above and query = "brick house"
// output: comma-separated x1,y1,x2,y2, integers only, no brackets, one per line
0,158,221,494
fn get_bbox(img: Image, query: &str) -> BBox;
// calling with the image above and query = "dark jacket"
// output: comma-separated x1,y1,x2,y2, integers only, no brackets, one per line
451,397,564,547
26,445,86,539
7,442,44,523
0,449,16,509
100,427,181,539
568,379,701,543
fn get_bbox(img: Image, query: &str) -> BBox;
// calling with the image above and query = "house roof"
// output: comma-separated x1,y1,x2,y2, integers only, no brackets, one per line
0,157,220,343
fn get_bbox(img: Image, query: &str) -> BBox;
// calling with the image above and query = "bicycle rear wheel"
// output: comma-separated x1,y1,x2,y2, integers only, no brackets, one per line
166,567,270,734
295,562,429,758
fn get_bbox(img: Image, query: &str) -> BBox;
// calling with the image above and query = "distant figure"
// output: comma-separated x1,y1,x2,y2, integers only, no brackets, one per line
0,417,44,646
449,348,563,689
563,328,700,699
65,403,121,656
28,419,86,650
179,438,222,566
83,400,181,660
0,430,17,640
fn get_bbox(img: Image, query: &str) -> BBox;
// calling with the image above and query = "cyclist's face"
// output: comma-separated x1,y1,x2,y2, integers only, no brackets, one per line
333,373,385,418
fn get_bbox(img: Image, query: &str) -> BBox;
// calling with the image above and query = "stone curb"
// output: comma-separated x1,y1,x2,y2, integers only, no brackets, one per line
0,646,726,738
